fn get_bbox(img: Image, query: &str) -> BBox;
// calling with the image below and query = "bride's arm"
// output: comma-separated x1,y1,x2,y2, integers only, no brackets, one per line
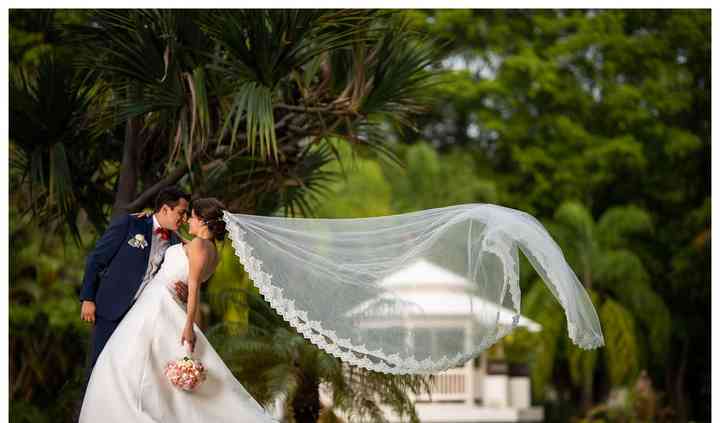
182,238,211,352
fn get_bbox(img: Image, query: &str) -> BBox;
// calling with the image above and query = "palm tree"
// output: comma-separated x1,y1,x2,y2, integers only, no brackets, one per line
10,10,446,240
10,11,445,421
10,53,118,242
521,201,670,413
206,288,431,423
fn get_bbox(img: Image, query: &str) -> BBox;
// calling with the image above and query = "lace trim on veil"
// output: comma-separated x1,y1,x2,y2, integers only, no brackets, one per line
223,210,603,375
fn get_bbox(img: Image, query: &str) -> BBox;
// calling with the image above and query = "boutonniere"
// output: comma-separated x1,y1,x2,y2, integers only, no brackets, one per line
128,233,149,249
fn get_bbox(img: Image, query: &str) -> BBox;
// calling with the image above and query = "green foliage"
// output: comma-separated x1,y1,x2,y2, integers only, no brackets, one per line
11,9,447,233
10,53,115,242
207,288,429,423
9,8,710,423
600,299,639,386
311,140,394,218
500,328,538,364
383,142,499,212
10,210,91,422
596,205,653,248
523,201,669,405
206,241,252,330
523,279,564,397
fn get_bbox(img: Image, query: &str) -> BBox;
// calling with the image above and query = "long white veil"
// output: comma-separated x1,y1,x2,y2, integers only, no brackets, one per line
222,203,604,374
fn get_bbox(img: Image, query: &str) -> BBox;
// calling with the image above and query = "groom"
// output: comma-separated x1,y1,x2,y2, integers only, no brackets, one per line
79,186,190,373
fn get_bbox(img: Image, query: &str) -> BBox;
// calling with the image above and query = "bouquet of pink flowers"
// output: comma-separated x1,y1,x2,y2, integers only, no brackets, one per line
164,356,207,391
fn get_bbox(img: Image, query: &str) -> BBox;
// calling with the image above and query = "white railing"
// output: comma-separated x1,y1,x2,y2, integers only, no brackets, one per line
415,366,480,402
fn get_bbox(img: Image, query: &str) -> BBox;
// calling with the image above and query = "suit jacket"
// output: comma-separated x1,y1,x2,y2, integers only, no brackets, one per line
79,214,180,321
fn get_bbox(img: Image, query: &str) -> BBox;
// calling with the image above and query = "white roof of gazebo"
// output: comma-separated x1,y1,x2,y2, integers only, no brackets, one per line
380,259,470,289
349,259,542,333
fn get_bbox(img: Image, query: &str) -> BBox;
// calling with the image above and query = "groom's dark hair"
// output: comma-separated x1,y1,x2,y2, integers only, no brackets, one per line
154,186,191,212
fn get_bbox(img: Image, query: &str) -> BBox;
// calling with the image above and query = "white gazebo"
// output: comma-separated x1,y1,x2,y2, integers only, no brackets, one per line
324,258,545,423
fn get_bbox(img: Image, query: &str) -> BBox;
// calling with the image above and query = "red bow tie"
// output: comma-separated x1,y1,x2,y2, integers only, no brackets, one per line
154,227,170,241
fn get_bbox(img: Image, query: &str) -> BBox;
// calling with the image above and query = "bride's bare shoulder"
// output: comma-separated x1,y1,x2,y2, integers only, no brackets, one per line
186,238,218,279
187,237,215,257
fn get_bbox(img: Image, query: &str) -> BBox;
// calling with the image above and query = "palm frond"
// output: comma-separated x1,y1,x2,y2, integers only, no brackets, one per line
596,205,653,247
68,10,215,172
10,53,107,243
48,143,76,216
599,299,639,385
71,11,168,84
597,251,671,360
523,279,565,399
553,201,595,245
359,18,447,124
280,142,342,217
203,10,376,89
567,343,598,387
218,81,278,161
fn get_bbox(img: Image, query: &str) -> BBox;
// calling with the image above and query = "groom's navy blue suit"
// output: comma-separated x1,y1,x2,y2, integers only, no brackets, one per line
79,214,180,372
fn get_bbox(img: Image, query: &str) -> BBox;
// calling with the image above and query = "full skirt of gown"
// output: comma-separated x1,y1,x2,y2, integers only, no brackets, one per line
79,244,278,422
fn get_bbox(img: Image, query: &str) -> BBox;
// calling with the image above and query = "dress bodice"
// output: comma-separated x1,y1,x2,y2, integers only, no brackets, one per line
153,243,190,287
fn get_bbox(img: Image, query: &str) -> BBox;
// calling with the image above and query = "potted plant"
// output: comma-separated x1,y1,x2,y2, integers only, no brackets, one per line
486,341,509,375
503,329,535,377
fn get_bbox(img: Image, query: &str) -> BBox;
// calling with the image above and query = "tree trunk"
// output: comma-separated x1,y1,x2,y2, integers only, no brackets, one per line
111,117,141,218
112,85,143,219
665,360,674,418
673,338,689,423
580,365,594,415
292,373,320,423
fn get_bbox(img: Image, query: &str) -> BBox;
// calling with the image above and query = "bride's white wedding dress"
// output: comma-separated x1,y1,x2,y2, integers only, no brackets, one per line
79,243,278,422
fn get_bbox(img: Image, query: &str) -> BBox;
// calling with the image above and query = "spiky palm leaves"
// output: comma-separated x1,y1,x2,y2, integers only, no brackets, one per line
207,289,430,423
51,10,445,220
65,10,218,215
522,201,670,410
11,10,445,234
10,54,116,241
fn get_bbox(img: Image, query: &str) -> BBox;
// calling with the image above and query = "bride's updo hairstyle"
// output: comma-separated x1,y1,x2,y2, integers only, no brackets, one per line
191,198,227,241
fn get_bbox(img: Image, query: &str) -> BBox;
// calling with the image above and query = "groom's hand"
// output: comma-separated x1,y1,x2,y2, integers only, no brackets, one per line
81,300,96,324
130,210,152,218
174,281,188,303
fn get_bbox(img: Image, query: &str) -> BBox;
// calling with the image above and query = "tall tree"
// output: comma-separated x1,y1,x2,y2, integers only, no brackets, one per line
523,202,670,413
406,10,709,419
11,10,446,238
9,9,449,422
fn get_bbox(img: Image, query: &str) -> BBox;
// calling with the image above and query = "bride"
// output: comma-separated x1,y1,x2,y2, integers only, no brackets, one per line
79,198,278,422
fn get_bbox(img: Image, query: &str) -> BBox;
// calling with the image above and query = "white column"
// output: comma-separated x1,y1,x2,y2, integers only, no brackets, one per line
464,321,475,405
509,376,531,408
483,358,509,408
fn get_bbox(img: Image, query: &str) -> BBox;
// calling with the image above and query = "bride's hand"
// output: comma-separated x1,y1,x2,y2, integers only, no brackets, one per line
181,325,196,354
